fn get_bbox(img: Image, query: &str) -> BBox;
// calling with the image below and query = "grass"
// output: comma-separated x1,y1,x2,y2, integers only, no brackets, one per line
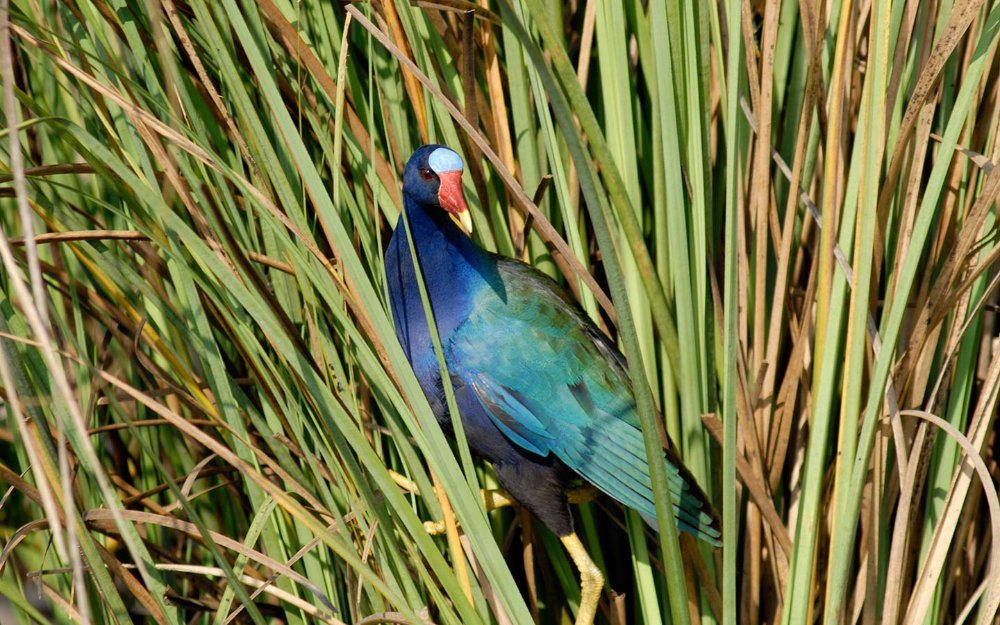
1,0,1000,623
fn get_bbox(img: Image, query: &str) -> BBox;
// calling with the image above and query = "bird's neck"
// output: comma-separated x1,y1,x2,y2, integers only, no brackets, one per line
397,196,497,293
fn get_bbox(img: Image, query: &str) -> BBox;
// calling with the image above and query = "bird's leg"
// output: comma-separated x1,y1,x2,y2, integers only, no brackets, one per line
482,488,516,511
561,533,604,625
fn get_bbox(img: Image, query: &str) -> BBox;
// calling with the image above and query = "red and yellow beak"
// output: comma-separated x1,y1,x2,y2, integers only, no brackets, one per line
438,170,473,234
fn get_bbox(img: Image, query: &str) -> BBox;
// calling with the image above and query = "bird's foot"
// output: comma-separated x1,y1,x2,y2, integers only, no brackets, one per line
561,533,604,625
388,470,421,494
387,472,450,534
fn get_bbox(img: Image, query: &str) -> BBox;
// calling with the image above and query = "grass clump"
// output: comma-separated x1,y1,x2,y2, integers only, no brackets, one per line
1,0,999,623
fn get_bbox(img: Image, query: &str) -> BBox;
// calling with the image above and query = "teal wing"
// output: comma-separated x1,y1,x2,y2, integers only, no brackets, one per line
449,259,719,544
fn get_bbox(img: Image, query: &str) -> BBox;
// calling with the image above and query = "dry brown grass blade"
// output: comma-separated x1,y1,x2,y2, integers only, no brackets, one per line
95,542,169,622
898,401,1000,625
896,165,1000,385
881,267,1000,622
678,533,723,623
9,230,147,244
410,0,500,24
455,10,491,230
512,175,551,260
515,510,539,624
929,132,996,170
165,0,259,181
142,563,345,624
900,344,1000,624
431,470,473,605
766,261,816,489
476,0,519,247
460,534,513,625
0,163,95,182
575,0,597,88
882,278,984,624
709,248,791,589
883,0,925,131
0,460,38,499
955,580,991,625
746,2,782,604
884,294,972,623
749,0,780,380
739,0,760,129
878,0,986,213
0,519,50,576
84,509,339,612
380,0,428,142
563,0,596,217
888,100,934,342
858,462,876,625
732,86,824,502
758,0,823,468
880,416,933,625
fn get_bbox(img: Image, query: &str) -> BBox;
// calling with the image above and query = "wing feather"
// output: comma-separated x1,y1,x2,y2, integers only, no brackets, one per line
450,258,720,544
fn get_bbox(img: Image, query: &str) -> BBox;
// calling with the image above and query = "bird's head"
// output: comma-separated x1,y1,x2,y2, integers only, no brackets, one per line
403,145,473,233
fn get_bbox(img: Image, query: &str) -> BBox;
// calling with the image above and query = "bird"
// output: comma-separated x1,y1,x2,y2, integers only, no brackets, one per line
384,144,720,625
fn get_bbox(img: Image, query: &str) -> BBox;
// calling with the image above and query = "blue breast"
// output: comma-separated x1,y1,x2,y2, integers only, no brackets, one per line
385,197,531,462
385,196,490,399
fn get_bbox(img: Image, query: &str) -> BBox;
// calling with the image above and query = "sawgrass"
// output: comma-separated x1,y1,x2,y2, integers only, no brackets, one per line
1,0,999,623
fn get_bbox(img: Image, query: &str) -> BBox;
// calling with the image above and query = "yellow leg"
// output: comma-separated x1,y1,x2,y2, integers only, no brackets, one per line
482,488,516,511
561,533,604,625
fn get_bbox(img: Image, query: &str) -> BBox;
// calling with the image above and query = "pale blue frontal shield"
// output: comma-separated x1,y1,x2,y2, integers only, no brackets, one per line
428,147,464,174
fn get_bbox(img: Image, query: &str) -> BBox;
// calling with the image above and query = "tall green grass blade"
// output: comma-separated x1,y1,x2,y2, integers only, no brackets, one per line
721,0,744,622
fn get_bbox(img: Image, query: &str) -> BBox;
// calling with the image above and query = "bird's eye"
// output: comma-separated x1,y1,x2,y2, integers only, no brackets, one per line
420,168,435,181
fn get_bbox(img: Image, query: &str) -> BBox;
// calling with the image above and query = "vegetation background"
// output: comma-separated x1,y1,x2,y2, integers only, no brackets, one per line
1,0,1000,623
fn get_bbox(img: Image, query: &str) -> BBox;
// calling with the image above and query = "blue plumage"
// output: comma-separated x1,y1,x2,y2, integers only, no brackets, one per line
385,145,719,545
